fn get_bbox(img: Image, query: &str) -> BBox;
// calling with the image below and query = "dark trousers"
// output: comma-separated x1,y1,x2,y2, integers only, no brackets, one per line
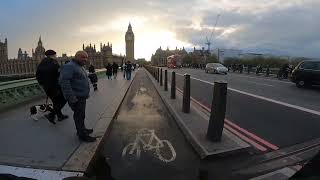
46,90,67,118
126,71,132,80
69,97,87,135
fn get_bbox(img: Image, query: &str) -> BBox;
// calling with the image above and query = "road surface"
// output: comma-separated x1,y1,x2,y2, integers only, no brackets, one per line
163,68,320,150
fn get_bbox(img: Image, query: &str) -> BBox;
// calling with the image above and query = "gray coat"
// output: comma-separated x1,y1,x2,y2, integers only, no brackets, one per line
59,60,90,103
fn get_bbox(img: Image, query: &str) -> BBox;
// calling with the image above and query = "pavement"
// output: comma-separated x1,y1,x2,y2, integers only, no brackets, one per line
0,70,135,178
103,69,200,180
159,67,320,151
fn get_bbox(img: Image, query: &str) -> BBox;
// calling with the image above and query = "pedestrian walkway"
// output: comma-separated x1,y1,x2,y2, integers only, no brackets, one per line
103,69,200,180
0,71,135,174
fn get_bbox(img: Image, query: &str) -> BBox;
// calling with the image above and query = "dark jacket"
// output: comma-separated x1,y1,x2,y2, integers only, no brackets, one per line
112,63,119,72
59,60,90,103
126,63,132,72
106,65,113,76
36,57,61,95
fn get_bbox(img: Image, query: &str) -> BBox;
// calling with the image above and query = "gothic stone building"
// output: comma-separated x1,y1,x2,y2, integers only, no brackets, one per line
82,42,125,69
151,46,188,66
0,37,44,75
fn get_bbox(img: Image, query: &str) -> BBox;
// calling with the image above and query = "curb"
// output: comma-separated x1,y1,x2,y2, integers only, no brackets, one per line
61,71,138,173
144,68,250,159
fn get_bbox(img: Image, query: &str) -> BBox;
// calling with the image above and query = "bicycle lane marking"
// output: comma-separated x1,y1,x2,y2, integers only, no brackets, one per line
121,128,177,163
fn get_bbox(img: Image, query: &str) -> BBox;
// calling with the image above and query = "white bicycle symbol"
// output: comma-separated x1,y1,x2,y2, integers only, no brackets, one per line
122,128,176,163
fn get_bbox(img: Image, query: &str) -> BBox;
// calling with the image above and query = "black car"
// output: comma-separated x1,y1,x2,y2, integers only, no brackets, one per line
291,61,320,87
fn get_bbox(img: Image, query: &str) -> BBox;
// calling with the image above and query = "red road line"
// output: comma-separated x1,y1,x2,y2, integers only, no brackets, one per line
225,124,267,152
176,87,279,151
225,120,279,150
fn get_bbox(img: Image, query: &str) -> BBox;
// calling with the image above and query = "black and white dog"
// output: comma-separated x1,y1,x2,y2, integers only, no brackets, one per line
30,104,54,121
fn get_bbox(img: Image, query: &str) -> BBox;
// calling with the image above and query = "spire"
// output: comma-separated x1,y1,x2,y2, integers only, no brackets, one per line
108,42,109,46
83,44,85,50
100,43,102,50
90,43,92,48
127,22,132,32
38,36,42,46
5,38,7,44
94,44,96,50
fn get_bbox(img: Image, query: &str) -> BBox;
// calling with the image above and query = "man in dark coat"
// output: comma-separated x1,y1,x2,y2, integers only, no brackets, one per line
36,50,68,124
125,61,132,80
112,62,119,79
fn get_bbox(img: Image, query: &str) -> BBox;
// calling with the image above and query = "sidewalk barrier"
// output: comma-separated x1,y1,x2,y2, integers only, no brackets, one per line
207,81,228,142
171,71,176,99
182,74,191,113
164,70,168,91
160,69,163,86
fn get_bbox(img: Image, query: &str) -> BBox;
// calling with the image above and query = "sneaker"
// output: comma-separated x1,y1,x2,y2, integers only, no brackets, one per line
45,114,56,124
78,134,96,142
57,114,69,121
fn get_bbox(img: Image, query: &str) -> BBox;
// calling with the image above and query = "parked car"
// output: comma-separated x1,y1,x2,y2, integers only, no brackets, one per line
291,61,320,87
205,63,228,74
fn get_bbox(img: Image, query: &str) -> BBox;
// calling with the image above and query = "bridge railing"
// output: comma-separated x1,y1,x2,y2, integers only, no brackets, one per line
0,69,106,112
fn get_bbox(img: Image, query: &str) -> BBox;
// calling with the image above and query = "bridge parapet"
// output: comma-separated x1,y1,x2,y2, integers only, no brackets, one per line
0,69,106,111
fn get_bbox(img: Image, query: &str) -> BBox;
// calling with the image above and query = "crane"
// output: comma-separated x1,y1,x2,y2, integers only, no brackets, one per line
205,14,221,54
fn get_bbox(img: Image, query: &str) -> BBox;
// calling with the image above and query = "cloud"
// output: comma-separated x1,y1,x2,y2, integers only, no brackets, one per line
1,0,320,59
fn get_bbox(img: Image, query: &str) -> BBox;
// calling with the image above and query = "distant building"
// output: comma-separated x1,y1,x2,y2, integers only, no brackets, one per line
212,48,242,63
0,37,43,75
151,46,188,66
18,48,31,61
125,23,135,62
0,24,130,75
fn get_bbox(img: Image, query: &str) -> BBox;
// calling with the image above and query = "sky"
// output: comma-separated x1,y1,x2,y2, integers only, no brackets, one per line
0,0,320,60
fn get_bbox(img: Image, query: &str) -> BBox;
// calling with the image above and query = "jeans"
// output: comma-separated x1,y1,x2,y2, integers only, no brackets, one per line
126,71,132,80
69,97,87,136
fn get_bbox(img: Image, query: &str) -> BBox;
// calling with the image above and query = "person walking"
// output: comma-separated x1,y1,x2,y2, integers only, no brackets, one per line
112,62,119,79
125,61,132,80
59,51,96,142
88,64,98,91
105,63,113,80
36,50,68,124
122,63,127,79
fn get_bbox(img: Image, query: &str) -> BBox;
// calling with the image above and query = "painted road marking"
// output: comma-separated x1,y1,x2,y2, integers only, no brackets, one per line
175,73,320,116
176,87,275,151
122,128,176,163
247,81,274,87
230,73,293,84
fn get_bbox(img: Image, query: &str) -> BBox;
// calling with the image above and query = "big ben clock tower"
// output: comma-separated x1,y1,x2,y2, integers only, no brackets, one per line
125,23,134,62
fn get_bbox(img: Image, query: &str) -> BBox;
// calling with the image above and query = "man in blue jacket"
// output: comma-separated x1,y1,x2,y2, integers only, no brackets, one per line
59,51,95,142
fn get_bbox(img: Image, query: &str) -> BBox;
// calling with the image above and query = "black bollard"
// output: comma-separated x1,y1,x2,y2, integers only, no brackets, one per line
171,72,176,99
160,69,163,86
207,81,227,142
157,68,160,82
182,74,191,113
164,70,168,91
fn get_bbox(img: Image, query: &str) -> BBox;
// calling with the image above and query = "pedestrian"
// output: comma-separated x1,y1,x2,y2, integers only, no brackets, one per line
122,63,127,79
59,51,96,142
112,62,119,79
125,61,132,80
88,64,98,91
105,63,113,80
36,50,68,124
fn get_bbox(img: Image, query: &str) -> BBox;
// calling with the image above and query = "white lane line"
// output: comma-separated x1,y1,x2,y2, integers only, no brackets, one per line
229,73,293,84
175,73,320,116
246,81,274,87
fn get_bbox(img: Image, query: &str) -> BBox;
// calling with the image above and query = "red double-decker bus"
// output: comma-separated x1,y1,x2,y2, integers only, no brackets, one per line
167,55,182,68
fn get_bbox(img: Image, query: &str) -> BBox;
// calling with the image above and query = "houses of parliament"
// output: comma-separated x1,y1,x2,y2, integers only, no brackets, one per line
0,23,135,75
